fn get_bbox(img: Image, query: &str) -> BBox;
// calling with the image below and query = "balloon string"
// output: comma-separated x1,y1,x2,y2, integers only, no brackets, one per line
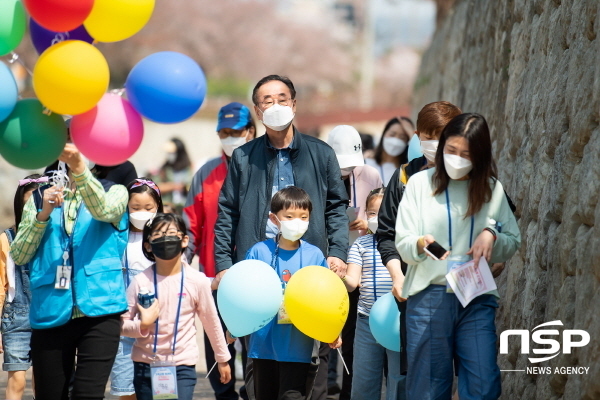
8,52,33,76
337,347,350,375
110,88,126,96
205,361,218,379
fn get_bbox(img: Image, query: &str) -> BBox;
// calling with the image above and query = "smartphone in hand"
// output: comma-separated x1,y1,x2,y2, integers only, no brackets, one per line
424,241,448,260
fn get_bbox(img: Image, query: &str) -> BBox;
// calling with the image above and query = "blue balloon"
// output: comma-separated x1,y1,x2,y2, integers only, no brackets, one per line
217,259,283,338
125,51,207,124
369,292,401,352
408,133,423,162
0,62,17,123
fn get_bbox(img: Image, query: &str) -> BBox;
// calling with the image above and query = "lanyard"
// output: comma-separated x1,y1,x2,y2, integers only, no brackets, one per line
351,171,357,208
59,196,80,266
445,188,474,251
371,235,377,299
125,249,130,287
152,264,185,356
270,238,303,285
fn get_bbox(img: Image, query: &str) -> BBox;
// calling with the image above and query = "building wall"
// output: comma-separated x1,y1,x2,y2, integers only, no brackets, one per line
412,0,599,398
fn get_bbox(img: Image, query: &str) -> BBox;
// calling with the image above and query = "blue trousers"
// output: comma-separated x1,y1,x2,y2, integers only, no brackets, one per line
405,285,501,400
133,362,196,400
350,313,405,400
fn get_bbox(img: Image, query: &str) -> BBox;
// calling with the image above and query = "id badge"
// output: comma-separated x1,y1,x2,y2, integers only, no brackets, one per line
277,287,292,324
446,255,472,293
150,359,178,399
54,265,72,290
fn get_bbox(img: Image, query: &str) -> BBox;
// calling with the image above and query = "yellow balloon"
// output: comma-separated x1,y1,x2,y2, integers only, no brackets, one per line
284,266,349,343
84,0,155,43
33,41,109,115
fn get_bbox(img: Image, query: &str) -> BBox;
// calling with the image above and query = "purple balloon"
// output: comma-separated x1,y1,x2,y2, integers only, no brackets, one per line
29,19,94,55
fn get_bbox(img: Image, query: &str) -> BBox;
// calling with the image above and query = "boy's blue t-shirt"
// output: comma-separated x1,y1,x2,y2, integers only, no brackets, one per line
246,238,327,363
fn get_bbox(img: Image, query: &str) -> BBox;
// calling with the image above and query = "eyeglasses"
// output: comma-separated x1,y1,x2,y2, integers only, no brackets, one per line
150,229,184,241
259,97,293,109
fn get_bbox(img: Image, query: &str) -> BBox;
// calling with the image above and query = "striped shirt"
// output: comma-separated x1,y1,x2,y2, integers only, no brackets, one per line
347,234,393,316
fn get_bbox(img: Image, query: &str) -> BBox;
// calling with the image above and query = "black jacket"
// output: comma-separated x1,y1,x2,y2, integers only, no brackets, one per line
214,129,349,272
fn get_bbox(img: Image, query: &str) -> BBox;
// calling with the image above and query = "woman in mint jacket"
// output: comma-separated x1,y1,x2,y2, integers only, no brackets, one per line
395,113,520,400
11,144,129,400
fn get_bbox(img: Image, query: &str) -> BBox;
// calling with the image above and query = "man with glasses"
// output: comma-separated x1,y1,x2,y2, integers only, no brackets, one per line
214,75,349,400
184,102,256,400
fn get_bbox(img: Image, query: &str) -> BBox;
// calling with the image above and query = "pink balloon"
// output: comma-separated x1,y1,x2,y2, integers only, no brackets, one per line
71,93,144,166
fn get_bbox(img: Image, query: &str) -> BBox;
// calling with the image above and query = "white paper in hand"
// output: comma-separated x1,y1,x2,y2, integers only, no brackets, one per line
445,257,497,307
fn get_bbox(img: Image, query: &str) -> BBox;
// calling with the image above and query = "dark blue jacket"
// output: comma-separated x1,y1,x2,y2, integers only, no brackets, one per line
214,129,349,272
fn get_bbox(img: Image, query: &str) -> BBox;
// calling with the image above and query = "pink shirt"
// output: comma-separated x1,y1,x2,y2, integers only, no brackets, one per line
121,263,231,365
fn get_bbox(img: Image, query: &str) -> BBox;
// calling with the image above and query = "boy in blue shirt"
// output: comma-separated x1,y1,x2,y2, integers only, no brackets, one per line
245,186,341,400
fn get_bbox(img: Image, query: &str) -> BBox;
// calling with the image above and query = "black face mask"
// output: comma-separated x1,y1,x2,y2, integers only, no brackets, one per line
150,236,182,260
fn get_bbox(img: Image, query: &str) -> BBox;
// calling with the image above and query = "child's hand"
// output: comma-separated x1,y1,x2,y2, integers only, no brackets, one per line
218,362,231,384
138,300,160,330
225,330,236,345
329,335,342,349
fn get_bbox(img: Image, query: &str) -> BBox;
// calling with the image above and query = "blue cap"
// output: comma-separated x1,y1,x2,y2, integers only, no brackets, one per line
216,102,251,132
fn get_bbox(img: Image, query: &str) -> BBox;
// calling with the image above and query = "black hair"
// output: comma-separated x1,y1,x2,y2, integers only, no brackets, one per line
252,75,296,106
373,116,412,166
359,132,375,152
162,137,191,172
142,213,187,261
366,187,385,210
13,174,43,232
433,113,498,217
126,177,164,213
270,186,312,214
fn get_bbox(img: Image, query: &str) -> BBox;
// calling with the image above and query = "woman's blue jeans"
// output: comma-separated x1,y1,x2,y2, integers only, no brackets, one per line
405,285,501,400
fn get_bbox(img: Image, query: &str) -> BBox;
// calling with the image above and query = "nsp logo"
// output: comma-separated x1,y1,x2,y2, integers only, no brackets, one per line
499,320,590,363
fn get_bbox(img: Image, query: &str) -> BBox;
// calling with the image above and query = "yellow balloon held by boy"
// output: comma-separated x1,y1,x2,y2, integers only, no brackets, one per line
284,265,349,343
33,40,109,115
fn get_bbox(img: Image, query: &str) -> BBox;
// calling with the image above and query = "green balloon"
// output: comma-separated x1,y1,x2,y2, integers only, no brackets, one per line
0,99,67,169
0,0,27,56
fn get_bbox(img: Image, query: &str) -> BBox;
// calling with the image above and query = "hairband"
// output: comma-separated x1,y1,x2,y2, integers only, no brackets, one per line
19,176,49,187
131,179,161,195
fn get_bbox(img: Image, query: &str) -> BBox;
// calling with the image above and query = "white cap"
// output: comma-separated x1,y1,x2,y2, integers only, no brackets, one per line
327,125,365,168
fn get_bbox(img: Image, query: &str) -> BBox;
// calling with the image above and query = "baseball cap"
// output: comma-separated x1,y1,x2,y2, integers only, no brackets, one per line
216,102,251,132
327,125,365,168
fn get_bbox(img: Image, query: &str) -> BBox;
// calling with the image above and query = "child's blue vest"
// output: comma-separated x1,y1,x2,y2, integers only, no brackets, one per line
29,183,128,329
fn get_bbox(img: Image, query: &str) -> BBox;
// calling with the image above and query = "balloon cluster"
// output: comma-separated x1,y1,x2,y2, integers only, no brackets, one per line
218,263,349,343
0,0,207,169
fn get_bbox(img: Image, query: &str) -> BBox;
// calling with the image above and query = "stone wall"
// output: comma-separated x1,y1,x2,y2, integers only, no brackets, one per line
412,0,599,398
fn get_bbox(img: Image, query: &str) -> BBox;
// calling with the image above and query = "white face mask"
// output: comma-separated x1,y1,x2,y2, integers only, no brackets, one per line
261,103,295,131
341,166,355,177
420,140,439,163
382,137,407,157
166,152,176,163
220,135,247,157
276,216,309,242
443,154,473,180
129,211,155,230
367,217,378,234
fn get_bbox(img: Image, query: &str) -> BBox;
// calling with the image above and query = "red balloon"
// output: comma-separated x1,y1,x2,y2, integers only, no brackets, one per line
23,0,94,32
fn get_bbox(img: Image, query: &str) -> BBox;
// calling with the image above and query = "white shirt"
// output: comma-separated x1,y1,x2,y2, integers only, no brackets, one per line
365,158,397,186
